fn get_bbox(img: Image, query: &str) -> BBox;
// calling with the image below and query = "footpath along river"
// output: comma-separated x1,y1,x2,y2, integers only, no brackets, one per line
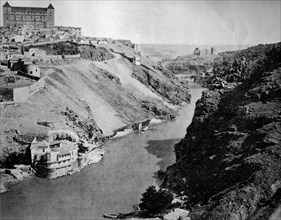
0,85,204,220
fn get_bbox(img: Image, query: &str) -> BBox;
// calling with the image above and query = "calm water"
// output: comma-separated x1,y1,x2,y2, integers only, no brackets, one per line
0,87,204,220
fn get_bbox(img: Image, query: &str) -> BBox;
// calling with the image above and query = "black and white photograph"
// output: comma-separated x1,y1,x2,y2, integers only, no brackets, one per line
0,0,280,219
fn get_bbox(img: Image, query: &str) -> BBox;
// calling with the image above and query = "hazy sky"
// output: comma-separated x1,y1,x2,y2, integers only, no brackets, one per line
0,0,280,45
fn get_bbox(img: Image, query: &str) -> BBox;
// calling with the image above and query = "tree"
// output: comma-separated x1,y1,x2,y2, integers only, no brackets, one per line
139,185,173,216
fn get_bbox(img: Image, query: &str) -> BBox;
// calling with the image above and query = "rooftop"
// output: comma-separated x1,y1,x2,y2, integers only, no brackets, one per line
3,2,11,7
51,141,78,155
47,4,54,9
30,140,49,150
30,139,78,154
3,2,54,10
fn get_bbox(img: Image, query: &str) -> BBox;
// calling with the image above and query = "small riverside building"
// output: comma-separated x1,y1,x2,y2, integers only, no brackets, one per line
30,138,78,178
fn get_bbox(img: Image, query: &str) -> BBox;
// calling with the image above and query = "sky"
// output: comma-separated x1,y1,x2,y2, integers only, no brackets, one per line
0,0,280,45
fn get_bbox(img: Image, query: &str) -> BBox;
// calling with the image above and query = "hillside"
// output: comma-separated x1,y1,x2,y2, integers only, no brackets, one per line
164,43,281,219
0,46,190,165
161,54,218,86
163,54,217,74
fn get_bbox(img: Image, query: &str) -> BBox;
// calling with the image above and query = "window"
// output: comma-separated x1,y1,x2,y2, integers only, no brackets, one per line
42,149,45,153
30,71,33,74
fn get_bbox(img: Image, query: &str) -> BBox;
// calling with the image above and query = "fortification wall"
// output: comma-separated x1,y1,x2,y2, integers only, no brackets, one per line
64,54,80,59
8,77,44,102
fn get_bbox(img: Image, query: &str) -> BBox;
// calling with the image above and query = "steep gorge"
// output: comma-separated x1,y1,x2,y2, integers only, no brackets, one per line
164,43,281,219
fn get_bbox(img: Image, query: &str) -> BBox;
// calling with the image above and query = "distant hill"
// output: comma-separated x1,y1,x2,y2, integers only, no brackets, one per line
140,44,252,62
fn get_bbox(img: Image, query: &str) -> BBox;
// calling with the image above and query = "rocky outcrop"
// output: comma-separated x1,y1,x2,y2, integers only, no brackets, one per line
97,68,121,84
164,42,281,219
164,54,215,74
79,45,114,61
140,100,177,120
162,54,217,84
132,65,190,105
60,107,104,142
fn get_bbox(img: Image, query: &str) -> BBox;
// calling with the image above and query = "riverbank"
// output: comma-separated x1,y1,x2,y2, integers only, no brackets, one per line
0,86,203,220
0,165,34,194
0,116,170,194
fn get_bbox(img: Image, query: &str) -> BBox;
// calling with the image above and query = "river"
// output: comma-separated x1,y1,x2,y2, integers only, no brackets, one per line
0,86,204,220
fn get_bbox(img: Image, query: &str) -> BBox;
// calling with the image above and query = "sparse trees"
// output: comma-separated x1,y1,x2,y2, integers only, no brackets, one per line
139,185,173,216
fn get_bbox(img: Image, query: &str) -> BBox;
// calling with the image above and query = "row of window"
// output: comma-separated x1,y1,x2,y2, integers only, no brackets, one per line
11,12,47,15
57,159,71,165
13,16,46,21
58,153,71,159
6,17,52,22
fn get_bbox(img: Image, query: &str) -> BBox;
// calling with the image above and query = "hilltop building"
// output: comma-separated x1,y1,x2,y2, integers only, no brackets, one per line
2,2,55,28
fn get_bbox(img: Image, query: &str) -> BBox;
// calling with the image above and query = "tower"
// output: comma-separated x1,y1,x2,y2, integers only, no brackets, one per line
211,47,215,55
46,4,55,27
3,1,12,27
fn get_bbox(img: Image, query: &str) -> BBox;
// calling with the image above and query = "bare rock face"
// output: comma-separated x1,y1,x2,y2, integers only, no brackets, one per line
79,45,114,61
60,107,103,142
164,42,281,219
140,100,177,120
163,54,217,84
132,65,191,105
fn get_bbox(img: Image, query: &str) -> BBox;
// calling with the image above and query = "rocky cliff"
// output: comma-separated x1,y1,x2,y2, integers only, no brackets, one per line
164,43,281,219
162,54,217,85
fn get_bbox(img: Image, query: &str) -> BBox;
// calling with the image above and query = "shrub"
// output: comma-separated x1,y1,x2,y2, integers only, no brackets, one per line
139,185,173,216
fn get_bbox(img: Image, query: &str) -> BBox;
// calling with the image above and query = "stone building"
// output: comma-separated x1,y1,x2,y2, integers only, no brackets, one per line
2,2,55,28
30,138,78,179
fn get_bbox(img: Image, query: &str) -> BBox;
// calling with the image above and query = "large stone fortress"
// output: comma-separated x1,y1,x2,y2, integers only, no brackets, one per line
2,2,55,28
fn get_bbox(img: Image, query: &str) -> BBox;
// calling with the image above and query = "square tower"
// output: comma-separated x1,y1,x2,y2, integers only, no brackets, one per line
3,2,12,27
46,4,55,27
